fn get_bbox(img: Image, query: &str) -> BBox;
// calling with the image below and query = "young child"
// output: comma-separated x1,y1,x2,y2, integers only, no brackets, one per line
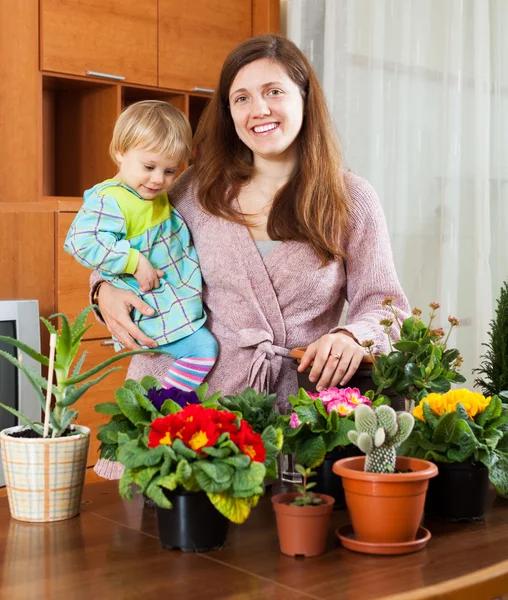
64,100,218,394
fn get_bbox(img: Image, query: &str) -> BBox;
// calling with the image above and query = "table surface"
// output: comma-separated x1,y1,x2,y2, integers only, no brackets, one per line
1,481,508,600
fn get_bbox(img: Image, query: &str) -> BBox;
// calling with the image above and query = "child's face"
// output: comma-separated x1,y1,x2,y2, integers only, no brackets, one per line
115,147,181,200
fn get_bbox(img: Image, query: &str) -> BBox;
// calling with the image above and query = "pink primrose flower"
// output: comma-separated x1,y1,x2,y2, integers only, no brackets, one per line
289,412,301,429
326,398,354,416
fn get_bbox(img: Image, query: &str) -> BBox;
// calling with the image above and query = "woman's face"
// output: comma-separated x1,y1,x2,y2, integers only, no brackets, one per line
228,58,304,164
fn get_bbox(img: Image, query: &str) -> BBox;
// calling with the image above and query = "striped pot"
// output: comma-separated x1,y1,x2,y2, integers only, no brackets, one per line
0,425,90,522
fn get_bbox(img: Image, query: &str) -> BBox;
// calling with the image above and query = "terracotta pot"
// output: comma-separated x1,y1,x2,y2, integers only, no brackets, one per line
271,491,334,557
314,446,363,509
333,456,438,544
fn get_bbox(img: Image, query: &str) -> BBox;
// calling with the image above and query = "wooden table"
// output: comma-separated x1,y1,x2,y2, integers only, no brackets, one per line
1,481,508,600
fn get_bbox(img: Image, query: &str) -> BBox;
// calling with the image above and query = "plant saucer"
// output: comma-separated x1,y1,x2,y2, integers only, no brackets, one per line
336,524,431,555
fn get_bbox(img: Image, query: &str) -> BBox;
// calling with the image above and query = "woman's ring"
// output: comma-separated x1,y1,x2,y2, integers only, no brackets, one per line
332,352,342,360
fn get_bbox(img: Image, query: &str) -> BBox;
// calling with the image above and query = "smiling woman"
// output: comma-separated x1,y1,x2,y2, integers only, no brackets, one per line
91,35,409,435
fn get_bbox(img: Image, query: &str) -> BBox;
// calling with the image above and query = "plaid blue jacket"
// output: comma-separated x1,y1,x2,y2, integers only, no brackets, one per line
64,180,206,346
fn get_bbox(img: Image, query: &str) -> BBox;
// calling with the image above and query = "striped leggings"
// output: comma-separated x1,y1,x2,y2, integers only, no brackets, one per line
160,326,218,391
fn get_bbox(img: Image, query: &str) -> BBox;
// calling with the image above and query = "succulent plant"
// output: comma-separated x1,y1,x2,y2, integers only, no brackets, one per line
348,404,415,473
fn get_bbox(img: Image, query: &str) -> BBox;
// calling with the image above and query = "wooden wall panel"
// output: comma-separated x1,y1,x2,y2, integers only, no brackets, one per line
0,1,39,202
252,0,281,35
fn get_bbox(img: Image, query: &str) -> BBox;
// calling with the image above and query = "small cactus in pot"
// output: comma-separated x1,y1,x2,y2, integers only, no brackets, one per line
348,404,414,473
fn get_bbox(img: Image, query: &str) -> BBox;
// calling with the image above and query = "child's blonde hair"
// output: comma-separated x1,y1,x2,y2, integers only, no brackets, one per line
110,100,192,165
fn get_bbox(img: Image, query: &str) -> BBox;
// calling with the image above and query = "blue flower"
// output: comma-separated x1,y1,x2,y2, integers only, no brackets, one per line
147,387,200,411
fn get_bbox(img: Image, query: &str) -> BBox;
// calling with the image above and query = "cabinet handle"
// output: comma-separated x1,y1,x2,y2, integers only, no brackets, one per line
100,339,116,346
192,87,214,94
86,70,125,81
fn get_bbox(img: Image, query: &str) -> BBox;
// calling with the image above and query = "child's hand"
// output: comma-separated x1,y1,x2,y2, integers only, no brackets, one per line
133,254,164,292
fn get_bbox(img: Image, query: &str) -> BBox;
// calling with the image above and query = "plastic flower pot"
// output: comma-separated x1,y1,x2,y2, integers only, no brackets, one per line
271,491,334,557
0,425,90,522
289,348,405,410
333,456,438,544
156,488,229,552
425,461,490,521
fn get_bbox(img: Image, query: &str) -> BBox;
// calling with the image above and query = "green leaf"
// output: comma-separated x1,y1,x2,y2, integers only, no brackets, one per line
59,408,78,433
140,375,161,391
428,377,451,393
489,456,508,495
65,348,166,386
431,412,457,444
0,402,43,436
132,466,159,493
119,469,134,500
194,461,234,493
115,388,151,425
40,316,58,335
95,402,123,416
323,419,356,452
145,481,172,508
402,317,415,337
405,363,422,380
0,336,62,369
393,341,420,352
71,351,87,378
60,367,123,407
422,402,439,429
176,459,192,482
222,454,251,469
160,399,183,415
69,306,94,339
194,383,209,402
232,461,265,491
172,438,200,460
201,446,231,458
52,313,72,366
207,492,256,524
295,436,326,468
294,404,320,428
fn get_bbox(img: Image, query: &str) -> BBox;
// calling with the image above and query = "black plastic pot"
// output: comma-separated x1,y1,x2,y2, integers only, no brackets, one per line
314,446,363,509
156,489,229,551
294,363,404,411
425,461,490,521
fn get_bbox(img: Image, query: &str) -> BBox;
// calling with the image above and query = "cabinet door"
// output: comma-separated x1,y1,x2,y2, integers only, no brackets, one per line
40,0,158,86
158,0,252,91
73,338,128,466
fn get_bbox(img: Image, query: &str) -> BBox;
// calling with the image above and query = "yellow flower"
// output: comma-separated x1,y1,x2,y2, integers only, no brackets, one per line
412,389,491,422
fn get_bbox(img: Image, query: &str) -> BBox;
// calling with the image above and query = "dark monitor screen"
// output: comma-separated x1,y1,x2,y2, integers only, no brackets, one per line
0,321,18,430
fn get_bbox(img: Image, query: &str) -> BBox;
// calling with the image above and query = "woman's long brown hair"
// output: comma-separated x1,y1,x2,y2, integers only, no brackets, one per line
194,34,349,266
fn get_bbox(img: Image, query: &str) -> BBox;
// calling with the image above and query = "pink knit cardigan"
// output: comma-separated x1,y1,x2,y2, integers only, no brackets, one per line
91,168,409,402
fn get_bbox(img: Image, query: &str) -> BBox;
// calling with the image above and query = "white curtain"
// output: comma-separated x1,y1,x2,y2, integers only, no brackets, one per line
283,0,508,384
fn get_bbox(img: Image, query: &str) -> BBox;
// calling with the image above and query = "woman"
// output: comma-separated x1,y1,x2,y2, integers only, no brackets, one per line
92,34,409,401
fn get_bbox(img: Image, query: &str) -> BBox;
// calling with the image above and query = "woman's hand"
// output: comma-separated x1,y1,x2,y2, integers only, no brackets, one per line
97,282,158,350
297,331,365,391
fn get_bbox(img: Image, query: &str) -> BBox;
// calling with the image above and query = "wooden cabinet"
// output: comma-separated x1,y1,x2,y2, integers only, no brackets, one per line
40,0,158,86
158,0,252,91
73,338,129,466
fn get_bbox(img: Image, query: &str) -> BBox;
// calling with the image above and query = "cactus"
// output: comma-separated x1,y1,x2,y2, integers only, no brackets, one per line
347,404,415,473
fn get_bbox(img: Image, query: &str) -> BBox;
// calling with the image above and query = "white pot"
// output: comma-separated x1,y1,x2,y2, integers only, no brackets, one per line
0,425,90,522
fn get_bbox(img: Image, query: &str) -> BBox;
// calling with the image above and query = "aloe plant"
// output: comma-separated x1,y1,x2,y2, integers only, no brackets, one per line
0,306,156,438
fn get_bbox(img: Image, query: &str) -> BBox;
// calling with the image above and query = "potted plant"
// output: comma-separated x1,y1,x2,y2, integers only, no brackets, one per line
216,388,277,434
271,464,334,557
400,389,508,520
474,281,508,402
94,376,221,479
277,387,383,508
115,392,282,551
363,300,466,410
0,307,152,522
333,404,438,554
